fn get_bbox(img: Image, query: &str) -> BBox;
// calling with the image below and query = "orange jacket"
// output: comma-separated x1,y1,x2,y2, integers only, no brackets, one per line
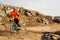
10,11,19,19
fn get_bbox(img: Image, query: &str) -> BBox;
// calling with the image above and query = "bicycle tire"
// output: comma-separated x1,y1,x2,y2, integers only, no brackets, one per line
10,25,15,33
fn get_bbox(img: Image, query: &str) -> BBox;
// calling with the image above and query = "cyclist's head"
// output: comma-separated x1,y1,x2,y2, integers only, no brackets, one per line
13,8,16,11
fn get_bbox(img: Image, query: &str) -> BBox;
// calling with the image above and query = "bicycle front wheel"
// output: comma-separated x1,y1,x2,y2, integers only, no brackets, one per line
10,25,15,33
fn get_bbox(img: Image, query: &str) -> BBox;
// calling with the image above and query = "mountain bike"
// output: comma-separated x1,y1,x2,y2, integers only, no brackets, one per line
10,21,19,33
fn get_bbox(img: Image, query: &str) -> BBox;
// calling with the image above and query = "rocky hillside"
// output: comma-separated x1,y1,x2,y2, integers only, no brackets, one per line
0,4,54,27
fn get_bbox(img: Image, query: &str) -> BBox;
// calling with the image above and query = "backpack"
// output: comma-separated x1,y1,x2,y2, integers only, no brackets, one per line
41,32,54,40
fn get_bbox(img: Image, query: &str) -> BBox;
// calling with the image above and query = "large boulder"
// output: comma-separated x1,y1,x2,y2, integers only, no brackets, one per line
53,16,60,23
36,18,49,24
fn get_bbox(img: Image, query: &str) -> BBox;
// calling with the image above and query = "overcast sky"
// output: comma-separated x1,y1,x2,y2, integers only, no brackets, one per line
0,0,60,16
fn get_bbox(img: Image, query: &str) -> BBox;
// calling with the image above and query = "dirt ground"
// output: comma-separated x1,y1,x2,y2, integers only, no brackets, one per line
0,30,42,40
0,24,60,40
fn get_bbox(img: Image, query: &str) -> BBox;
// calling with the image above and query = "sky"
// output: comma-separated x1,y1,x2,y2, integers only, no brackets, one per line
0,0,60,16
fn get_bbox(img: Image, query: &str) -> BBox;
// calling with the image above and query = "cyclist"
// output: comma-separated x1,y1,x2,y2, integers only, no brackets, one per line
9,8,21,33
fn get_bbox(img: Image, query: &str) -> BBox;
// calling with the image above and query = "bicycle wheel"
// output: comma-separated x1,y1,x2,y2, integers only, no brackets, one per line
10,22,17,33
10,25,15,33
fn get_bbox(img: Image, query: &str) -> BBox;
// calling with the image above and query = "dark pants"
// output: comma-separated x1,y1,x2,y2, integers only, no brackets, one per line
14,19,21,30
14,19,21,27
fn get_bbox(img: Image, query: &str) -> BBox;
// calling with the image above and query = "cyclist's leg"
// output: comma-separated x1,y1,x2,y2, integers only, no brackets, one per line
14,19,18,31
16,19,21,30
17,23,21,27
14,19,21,31
14,19,20,27
17,23,21,30
13,23,17,30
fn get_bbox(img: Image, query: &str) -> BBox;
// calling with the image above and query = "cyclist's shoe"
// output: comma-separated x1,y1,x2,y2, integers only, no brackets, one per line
17,27,21,30
17,27,21,31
